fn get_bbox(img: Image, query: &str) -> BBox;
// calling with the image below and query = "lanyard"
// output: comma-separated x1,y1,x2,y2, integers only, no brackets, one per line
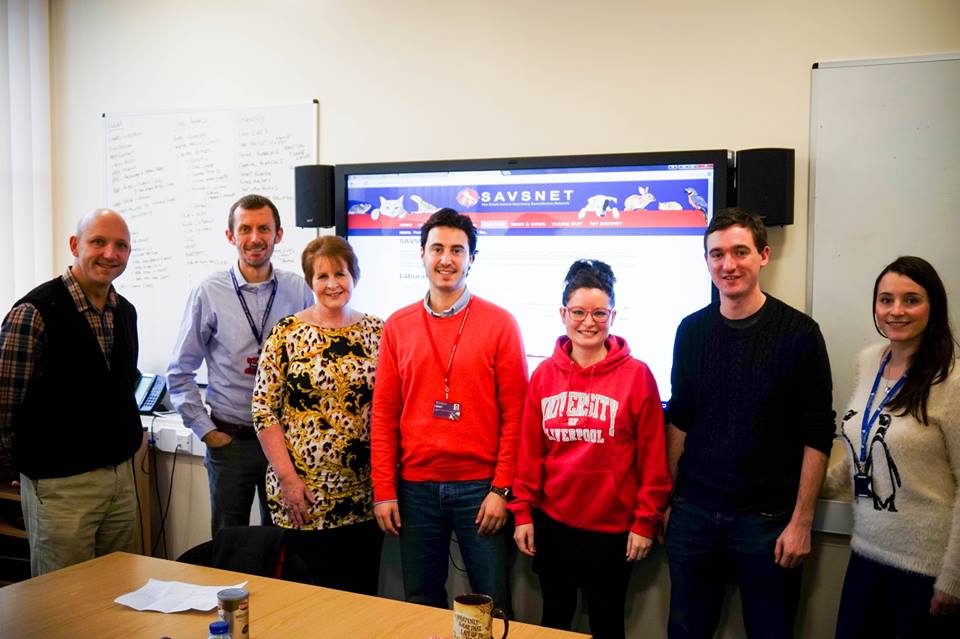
229,269,278,346
860,351,906,462
421,300,472,400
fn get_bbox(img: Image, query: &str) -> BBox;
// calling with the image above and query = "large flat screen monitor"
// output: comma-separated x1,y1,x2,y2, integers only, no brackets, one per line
335,150,733,398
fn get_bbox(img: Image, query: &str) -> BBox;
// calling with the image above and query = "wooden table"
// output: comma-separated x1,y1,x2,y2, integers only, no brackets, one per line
0,552,589,638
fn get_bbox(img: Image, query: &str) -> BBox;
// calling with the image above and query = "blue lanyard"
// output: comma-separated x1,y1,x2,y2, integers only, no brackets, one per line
860,351,906,462
229,268,278,346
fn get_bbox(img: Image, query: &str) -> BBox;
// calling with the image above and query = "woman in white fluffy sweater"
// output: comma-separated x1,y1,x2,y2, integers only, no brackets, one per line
828,256,960,638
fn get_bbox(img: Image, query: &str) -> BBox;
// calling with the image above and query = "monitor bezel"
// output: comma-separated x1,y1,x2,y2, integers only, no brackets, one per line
333,149,734,237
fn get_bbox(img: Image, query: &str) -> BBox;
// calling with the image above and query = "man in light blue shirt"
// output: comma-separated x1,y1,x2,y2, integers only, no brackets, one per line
167,194,313,535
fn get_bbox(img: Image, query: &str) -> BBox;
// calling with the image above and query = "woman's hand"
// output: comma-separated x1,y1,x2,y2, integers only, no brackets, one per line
930,589,960,616
514,523,536,556
626,533,653,561
278,473,315,528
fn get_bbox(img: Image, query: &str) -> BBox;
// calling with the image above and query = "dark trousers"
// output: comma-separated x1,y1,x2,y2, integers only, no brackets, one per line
204,437,270,536
836,551,960,639
284,519,384,595
533,510,633,639
666,497,801,639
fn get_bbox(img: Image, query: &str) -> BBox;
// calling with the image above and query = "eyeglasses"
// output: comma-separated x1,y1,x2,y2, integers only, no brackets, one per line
564,307,613,323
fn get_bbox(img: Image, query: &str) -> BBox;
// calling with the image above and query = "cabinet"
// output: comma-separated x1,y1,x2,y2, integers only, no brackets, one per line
0,480,29,585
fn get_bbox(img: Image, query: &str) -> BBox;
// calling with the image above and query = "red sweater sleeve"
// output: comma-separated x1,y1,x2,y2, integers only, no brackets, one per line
631,367,672,538
491,314,528,490
509,371,547,526
371,318,403,502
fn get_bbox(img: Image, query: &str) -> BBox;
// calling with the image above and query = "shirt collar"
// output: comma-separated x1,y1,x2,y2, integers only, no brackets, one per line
231,261,276,288
62,267,118,313
424,287,471,317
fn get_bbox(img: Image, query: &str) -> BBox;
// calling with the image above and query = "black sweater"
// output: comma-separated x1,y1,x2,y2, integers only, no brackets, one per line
666,295,835,513
14,277,142,479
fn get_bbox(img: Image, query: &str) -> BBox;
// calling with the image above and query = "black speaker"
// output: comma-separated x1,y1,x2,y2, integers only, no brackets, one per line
736,148,794,226
295,164,334,228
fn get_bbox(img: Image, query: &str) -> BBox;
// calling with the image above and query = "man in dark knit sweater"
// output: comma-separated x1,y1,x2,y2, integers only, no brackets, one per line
664,208,835,638
0,209,142,576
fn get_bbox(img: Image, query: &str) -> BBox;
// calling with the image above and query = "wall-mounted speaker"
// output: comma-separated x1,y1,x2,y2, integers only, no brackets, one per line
736,148,794,226
294,164,334,228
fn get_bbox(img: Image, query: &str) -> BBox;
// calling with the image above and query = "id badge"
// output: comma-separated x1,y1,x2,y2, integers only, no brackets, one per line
244,354,259,376
433,400,461,421
854,473,872,498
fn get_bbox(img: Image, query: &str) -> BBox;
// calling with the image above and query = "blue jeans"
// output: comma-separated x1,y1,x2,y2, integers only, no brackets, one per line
666,496,801,639
205,437,270,536
398,479,511,613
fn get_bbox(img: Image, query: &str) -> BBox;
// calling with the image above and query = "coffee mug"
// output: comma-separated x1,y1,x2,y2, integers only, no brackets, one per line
453,593,509,639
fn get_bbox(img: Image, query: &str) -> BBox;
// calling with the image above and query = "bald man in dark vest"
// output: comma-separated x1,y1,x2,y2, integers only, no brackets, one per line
0,209,143,576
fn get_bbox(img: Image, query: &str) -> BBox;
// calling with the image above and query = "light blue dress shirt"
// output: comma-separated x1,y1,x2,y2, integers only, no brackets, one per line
166,262,313,439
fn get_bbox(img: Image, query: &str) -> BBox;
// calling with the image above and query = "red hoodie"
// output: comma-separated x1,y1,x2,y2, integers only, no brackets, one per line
510,335,671,538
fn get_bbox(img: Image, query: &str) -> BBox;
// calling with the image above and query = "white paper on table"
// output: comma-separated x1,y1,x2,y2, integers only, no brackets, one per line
114,578,248,613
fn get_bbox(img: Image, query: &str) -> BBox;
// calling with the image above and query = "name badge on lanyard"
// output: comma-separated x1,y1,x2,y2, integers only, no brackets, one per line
853,473,872,498
433,400,461,421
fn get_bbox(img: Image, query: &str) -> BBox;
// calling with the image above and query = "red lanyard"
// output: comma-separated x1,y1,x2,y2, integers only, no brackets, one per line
421,301,472,400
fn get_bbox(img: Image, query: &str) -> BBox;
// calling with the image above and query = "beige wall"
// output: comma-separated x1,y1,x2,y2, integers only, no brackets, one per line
48,0,960,309
47,1,958,636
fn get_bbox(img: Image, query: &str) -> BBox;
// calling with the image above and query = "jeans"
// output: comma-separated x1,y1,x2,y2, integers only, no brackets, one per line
398,479,511,613
205,437,270,536
836,552,960,639
20,462,136,576
666,496,801,639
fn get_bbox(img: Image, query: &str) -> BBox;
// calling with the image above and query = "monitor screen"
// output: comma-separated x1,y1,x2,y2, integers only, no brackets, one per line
335,151,732,398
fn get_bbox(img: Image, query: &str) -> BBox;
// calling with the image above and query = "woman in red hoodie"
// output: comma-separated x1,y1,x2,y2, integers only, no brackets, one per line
510,259,671,639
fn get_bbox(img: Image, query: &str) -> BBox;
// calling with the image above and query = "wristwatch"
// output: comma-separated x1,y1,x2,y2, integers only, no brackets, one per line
489,485,511,500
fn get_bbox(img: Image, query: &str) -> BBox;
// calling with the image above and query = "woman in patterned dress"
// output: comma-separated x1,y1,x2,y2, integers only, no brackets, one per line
252,236,383,594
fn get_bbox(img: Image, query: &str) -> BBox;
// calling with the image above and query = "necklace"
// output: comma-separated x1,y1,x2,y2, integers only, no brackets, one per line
881,376,896,394
307,307,356,329
882,349,909,394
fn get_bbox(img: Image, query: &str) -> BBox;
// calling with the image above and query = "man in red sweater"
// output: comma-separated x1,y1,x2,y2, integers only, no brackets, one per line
371,208,527,613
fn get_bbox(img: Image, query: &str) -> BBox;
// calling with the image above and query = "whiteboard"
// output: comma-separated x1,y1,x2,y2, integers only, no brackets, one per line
808,55,960,414
104,102,319,376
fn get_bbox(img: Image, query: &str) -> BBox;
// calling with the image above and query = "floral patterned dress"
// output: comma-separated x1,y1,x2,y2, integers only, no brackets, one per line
251,313,383,529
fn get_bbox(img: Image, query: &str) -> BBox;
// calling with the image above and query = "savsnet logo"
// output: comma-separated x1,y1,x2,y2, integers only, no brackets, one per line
456,188,479,207
479,189,575,204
